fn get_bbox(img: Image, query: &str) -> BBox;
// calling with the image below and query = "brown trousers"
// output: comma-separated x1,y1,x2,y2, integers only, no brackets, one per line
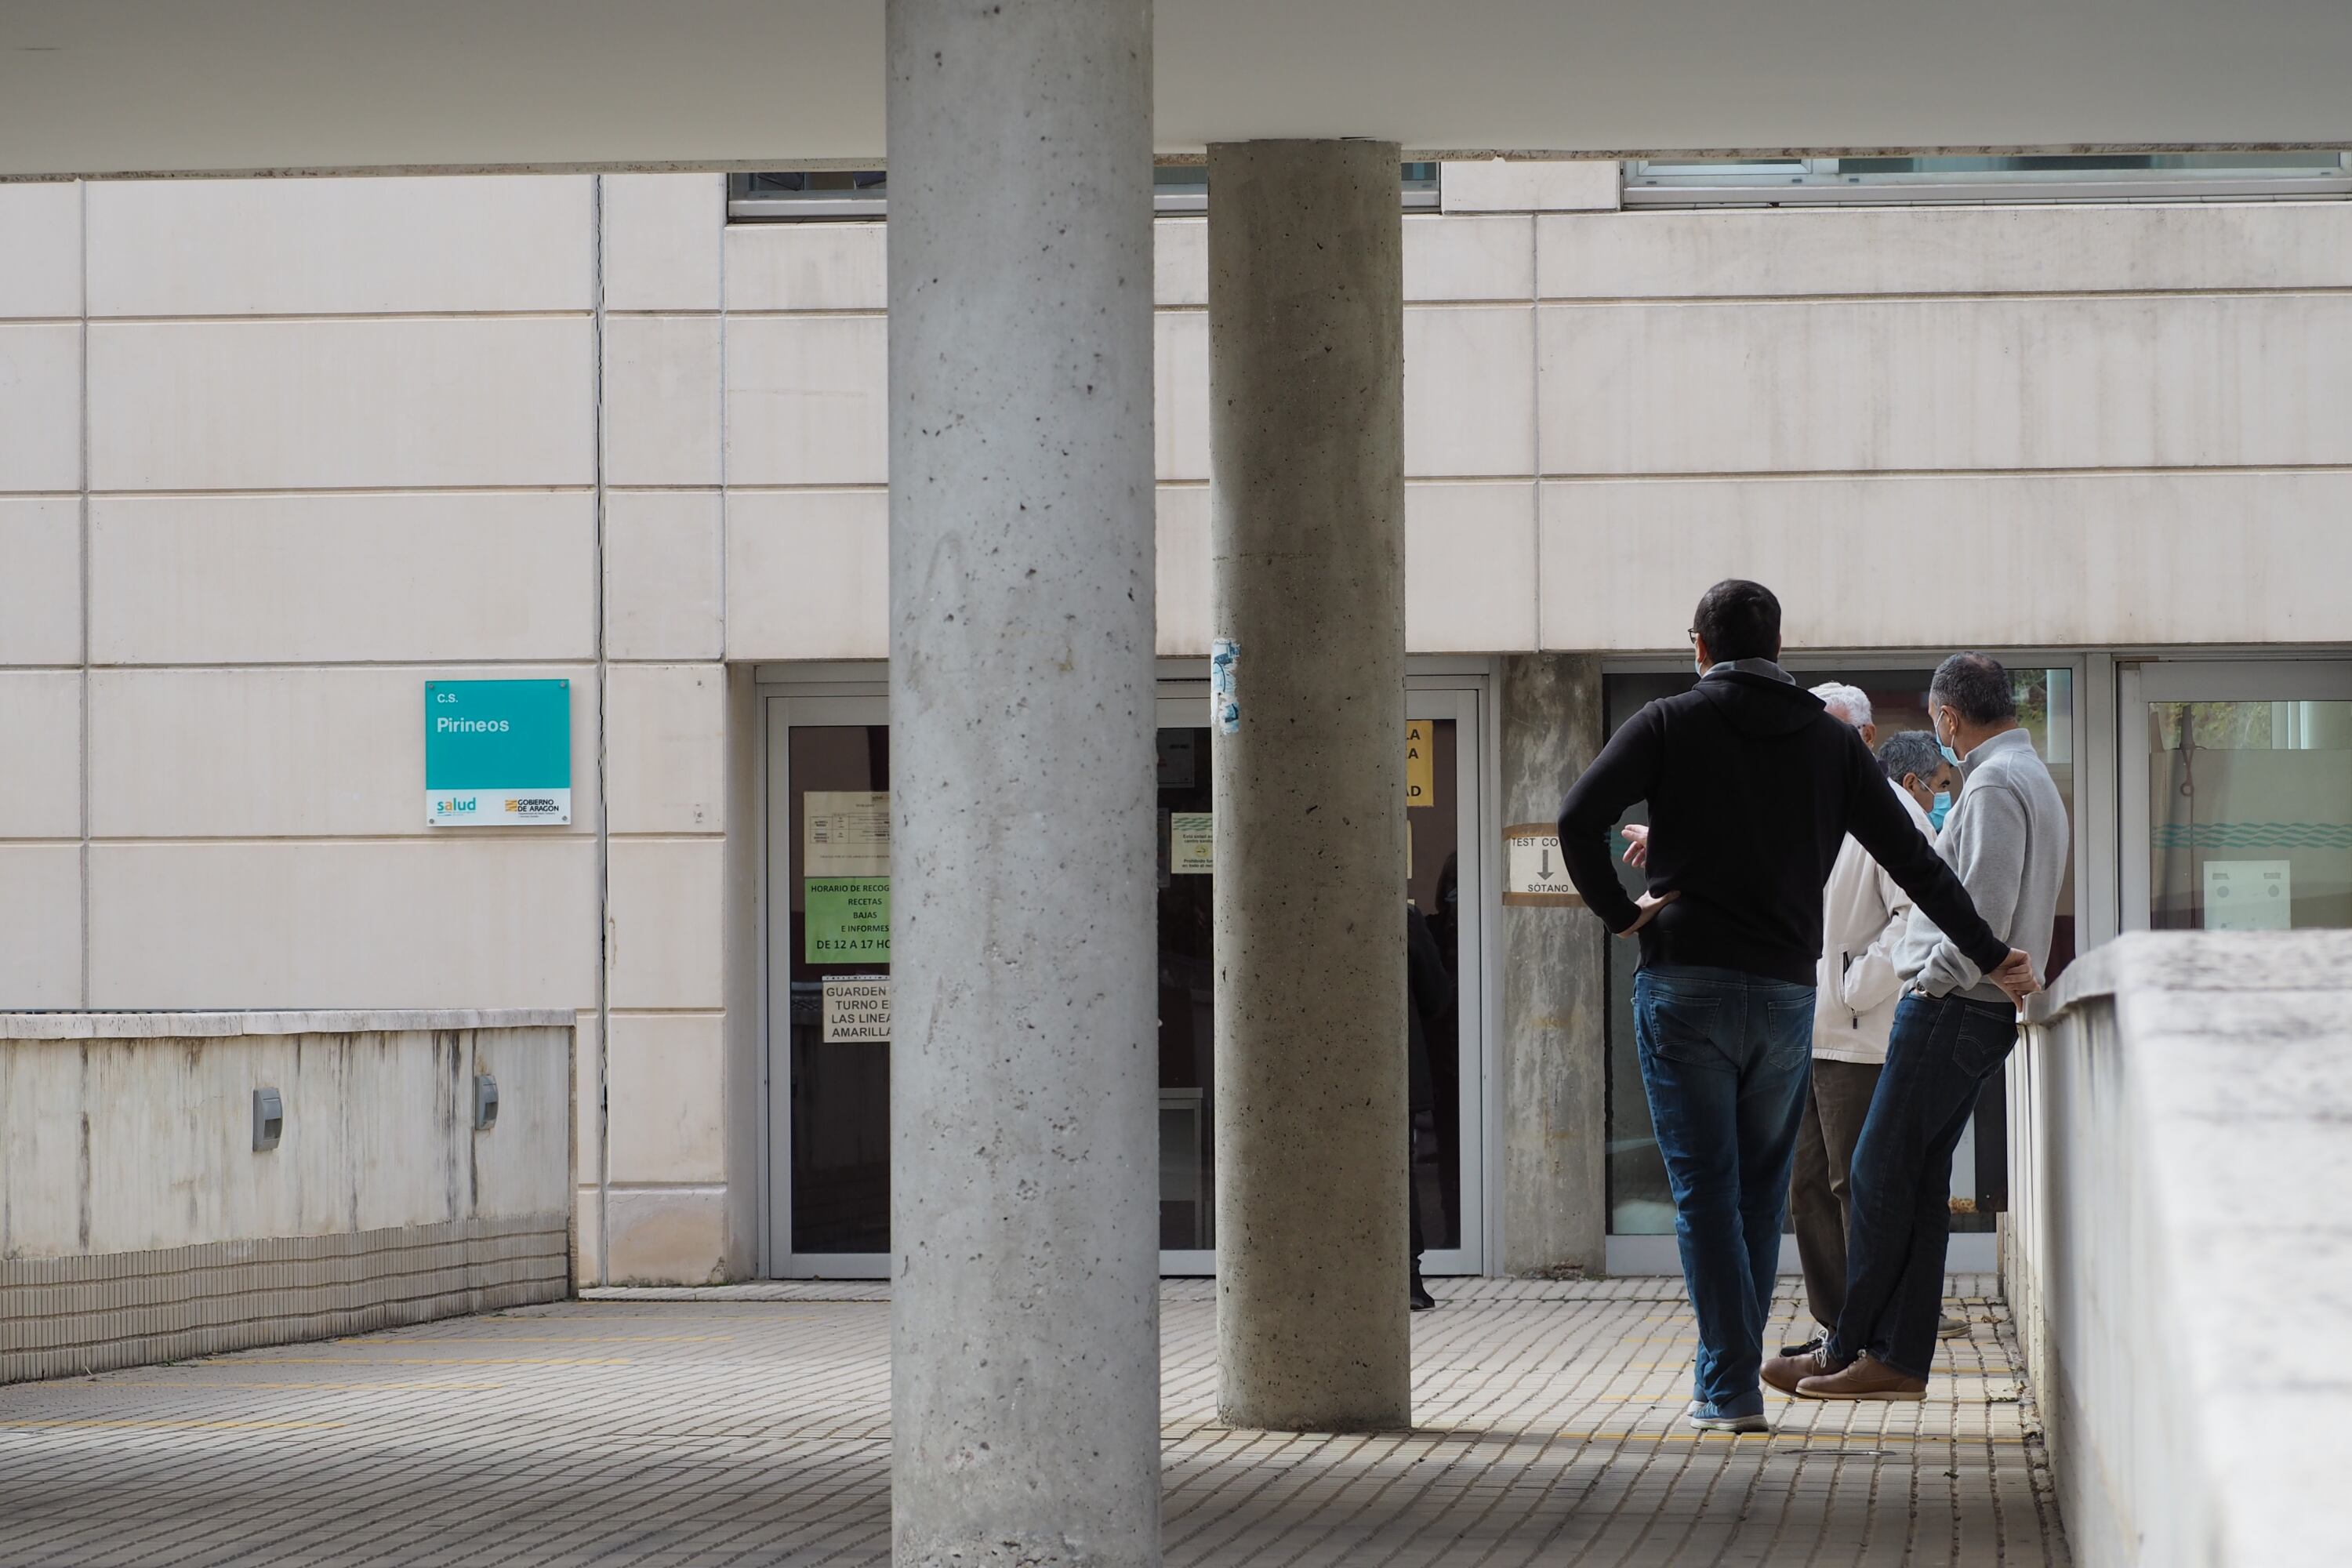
1788,1057,1885,1333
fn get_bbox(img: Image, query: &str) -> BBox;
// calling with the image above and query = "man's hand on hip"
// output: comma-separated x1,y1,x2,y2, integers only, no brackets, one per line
1989,949,2040,1007
1619,823,1650,869
1619,890,1678,935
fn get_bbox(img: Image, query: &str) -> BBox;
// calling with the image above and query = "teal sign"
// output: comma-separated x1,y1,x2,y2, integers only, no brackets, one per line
424,680,572,826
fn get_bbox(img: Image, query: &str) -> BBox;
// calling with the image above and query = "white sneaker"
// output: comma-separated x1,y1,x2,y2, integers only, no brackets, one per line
1686,1402,1769,1435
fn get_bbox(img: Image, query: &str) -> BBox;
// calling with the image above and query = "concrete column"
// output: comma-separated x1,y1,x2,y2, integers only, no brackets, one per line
885,3,1159,1565
1208,139,1410,1432
1499,653,1610,1276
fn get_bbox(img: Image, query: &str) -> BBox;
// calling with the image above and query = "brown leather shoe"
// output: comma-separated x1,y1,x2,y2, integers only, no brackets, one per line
1762,1344,1846,1396
1795,1353,1927,1402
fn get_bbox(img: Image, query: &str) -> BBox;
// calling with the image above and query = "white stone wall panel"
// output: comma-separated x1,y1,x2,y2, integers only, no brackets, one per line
1537,293,2352,476
1155,309,1210,481
89,492,595,664
605,1013,729,1185
605,490,724,661
85,176,593,316
605,837,726,1011
1156,485,1210,657
602,174,724,312
1441,160,1620,214
604,1187,730,1284
724,222,887,313
89,317,594,492
0,498,82,666
1538,201,2352,301
1538,470,2352,650
1403,214,1534,302
1406,305,1536,477
723,314,887,485
1154,218,1207,307
87,838,599,1010
0,845,80,1007
0,183,82,318
0,321,82,492
0,671,82,838
87,666,596,838
604,663,726,834
724,489,888,661
602,314,723,487
1406,483,1538,652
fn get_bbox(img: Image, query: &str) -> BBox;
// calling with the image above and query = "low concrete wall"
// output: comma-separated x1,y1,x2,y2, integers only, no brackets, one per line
2009,932,2352,1568
1,1011,573,1382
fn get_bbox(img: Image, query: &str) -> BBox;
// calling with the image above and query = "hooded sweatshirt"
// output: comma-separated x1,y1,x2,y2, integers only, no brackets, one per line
1557,666,2011,987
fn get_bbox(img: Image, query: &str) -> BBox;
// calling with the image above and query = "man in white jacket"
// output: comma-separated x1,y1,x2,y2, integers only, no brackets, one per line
1784,707,1956,1352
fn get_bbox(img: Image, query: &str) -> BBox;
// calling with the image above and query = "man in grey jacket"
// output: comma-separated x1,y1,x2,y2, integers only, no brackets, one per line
1785,721,1954,1352
1766,653,2068,1402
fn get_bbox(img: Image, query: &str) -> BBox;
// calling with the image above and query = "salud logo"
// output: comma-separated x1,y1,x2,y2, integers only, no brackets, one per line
434,794,480,817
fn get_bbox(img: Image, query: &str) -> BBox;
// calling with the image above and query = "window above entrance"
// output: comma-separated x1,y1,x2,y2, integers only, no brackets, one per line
1624,151,2352,207
728,164,1442,221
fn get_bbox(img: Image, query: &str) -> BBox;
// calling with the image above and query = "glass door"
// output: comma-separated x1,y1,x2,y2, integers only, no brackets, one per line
1152,695,1217,1273
1150,684,1486,1276
1599,661,2079,1273
1404,686,1486,1277
766,693,894,1276
2122,662,2352,933
766,683,1487,1278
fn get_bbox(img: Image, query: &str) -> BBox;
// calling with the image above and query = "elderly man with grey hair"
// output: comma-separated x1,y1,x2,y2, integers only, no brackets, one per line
1769,653,2065,1403
1782,718,1958,1356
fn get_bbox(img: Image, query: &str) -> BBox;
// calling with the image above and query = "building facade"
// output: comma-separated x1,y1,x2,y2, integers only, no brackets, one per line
3,161,2348,1283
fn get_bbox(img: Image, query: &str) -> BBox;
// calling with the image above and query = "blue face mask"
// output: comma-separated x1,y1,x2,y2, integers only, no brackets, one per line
1928,791,1953,833
1939,742,1963,767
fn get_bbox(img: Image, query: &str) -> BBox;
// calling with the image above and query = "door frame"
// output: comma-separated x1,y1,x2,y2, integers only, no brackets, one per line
2118,658,2352,935
760,686,893,1279
1405,679,1490,1278
757,661,1498,1279
1593,650,2096,1276
1148,677,1492,1276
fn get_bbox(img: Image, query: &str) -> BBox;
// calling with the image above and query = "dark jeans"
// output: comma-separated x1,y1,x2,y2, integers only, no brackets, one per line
1828,991,2017,1379
1788,1057,1884,1332
1632,964,1816,1417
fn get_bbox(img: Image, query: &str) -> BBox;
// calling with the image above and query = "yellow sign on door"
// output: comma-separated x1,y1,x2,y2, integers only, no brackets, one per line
1406,720,1432,807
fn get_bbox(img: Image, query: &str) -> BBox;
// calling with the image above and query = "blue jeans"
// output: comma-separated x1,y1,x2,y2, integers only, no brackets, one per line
1828,990,2017,1379
1633,964,1817,1417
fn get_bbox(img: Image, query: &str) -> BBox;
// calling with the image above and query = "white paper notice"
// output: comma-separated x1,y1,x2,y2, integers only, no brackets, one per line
1171,811,1214,874
822,977,892,1042
2203,858,2292,931
805,791,891,877
1501,823,1583,908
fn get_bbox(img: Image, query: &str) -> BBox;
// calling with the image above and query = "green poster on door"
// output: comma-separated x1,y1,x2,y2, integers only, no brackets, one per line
806,877,891,964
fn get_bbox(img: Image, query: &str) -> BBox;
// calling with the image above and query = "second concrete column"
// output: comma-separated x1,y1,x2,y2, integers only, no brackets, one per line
1208,139,1410,1432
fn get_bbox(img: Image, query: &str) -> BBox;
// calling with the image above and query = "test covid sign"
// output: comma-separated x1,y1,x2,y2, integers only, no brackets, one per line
424,680,572,826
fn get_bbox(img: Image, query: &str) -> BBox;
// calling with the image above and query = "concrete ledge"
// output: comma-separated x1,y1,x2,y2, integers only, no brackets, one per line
2009,929,2352,1568
2027,928,2352,1022
2,1215,569,1383
0,1008,577,1039
2,1012,575,1385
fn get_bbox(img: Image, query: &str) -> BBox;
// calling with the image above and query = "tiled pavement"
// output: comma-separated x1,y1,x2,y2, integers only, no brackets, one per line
0,1275,2066,1566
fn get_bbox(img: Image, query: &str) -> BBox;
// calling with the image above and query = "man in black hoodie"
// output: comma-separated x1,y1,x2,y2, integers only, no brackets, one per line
1556,580,2034,1432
